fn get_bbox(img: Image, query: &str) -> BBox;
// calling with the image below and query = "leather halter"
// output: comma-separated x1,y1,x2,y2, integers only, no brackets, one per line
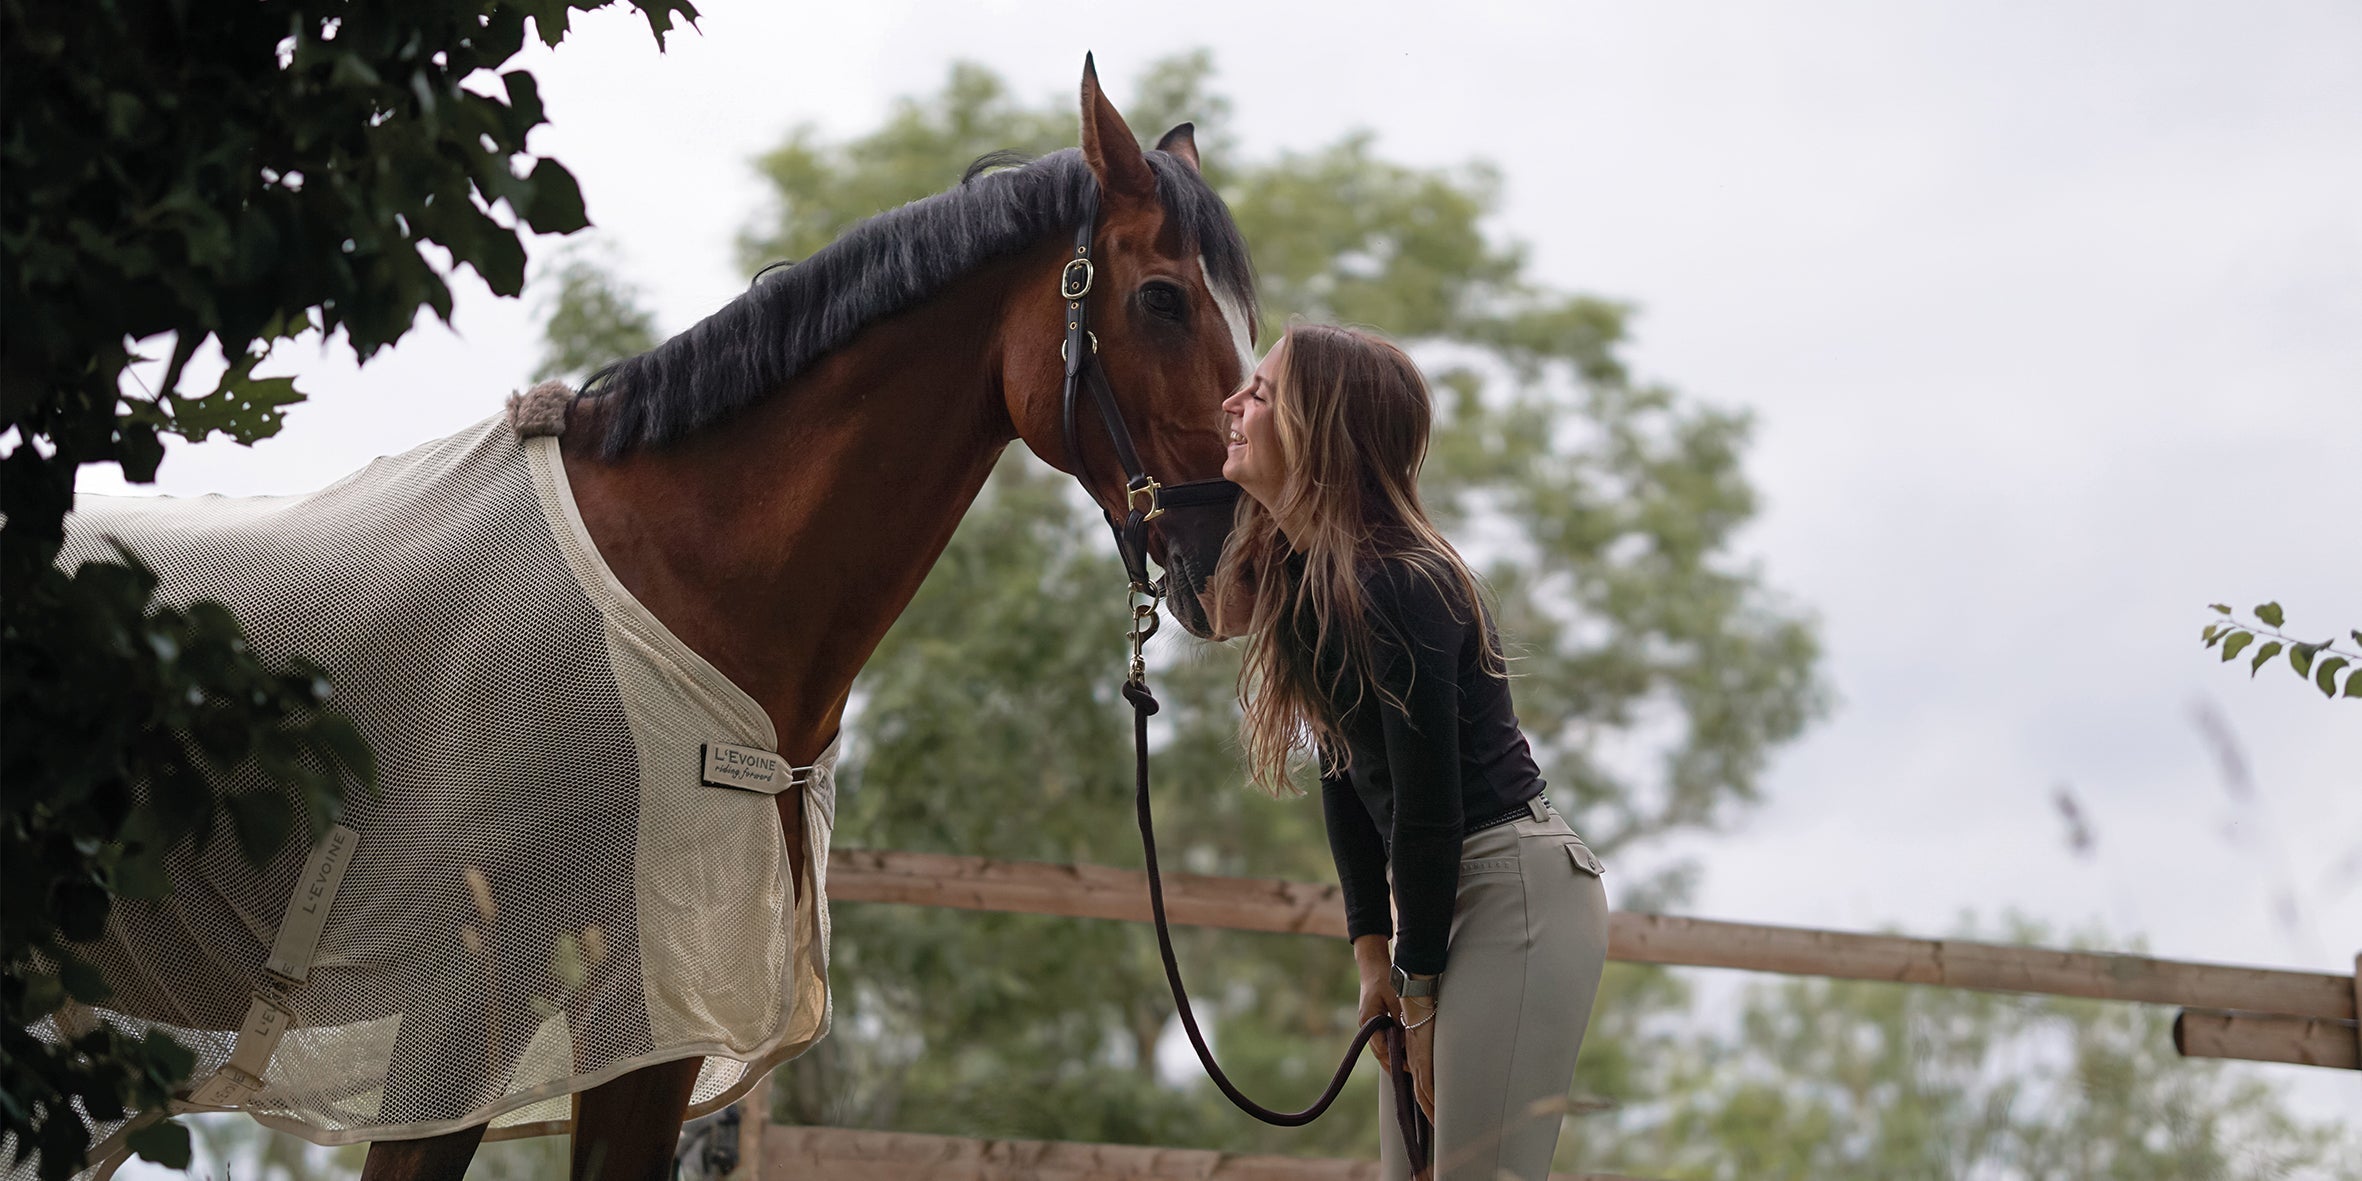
1056,216,1242,598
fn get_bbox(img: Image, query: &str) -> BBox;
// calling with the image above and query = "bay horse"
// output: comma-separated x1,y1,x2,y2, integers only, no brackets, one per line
55,58,1256,1181
367,56,1257,1181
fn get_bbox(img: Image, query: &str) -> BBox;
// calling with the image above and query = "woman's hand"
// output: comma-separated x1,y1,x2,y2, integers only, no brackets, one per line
1353,936,1438,1119
1353,935,1400,1069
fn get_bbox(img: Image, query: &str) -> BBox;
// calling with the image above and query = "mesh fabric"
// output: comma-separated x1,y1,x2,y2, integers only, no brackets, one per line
40,413,834,1158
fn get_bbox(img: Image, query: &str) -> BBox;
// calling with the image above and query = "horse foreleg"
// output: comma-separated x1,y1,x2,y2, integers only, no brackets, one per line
570,1056,702,1181
358,1123,488,1181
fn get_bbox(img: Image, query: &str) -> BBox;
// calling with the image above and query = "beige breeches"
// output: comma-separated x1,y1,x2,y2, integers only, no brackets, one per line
1379,799,1610,1181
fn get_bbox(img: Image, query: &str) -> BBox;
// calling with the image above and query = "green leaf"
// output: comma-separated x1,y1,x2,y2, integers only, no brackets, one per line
524,157,589,235
56,880,111,941
501,69,544,131
19,969,63,1015
224,790,294,867
2201,623,2220,646
127,1120,192,1169
2248,640,2282,676
2345,669,2361,698
637,0,700,47
112,847,175,901
2314,656,2349,698
2219,631,2254,662
313,712,380,796
2208,603,2232,615
520,0,575,46
58,953,112,1003
116,419,165,482
2253,601,2283,628
139,1027,199,1081
169,360,307,445
2290,643,2319,678
112,808,177,899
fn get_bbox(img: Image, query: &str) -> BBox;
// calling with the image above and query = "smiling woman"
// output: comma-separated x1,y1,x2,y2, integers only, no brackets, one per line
1209,323,1611,1181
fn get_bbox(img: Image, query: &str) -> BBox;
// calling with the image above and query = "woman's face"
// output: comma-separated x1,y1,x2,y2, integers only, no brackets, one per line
1220,342,1289,507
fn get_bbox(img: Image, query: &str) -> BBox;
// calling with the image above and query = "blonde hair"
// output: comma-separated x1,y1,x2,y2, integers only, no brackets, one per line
1209,324,1502,796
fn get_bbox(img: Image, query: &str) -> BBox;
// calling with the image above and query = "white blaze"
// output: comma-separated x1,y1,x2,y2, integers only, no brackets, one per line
1200,254,1257,384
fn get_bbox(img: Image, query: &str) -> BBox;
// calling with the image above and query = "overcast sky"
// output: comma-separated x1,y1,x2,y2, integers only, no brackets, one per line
91,0,2359,1141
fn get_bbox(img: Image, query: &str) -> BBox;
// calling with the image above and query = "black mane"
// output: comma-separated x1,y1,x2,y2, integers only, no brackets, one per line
588,148,1257,458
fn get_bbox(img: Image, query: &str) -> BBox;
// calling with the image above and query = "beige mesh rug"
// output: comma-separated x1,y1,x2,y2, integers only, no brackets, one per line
40,405,835,1164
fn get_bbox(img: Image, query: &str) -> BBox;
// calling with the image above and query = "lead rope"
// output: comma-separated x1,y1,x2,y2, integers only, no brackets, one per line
1121,588,1434,1174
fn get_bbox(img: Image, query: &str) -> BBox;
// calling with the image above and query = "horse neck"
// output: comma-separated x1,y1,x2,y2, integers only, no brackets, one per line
561,256,1043,762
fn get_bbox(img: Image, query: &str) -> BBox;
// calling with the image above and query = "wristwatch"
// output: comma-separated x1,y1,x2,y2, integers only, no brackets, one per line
1390,964,1439,1000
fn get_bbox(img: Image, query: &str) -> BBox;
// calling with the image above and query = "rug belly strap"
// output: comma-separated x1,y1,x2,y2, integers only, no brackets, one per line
183,825,360,1108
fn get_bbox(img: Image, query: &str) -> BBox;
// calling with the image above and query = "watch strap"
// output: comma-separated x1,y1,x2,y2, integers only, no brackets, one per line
1390,964,1440,999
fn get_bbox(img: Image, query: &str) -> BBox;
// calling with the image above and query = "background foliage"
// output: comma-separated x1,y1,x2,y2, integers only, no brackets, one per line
0,2,690,1176
2202,602,2361,700
531,240,663,385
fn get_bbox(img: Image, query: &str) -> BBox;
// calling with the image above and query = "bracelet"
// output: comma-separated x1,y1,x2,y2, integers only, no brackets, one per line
1400,1007,1437,1031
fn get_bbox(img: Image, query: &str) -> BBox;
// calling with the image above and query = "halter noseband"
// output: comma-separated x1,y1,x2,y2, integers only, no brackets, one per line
1057,215,1243,618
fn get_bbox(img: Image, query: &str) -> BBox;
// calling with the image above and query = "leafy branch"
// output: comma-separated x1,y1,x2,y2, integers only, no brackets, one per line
2201,602,2360,699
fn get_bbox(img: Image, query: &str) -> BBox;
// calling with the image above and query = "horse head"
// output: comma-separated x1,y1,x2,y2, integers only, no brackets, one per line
1003,56,1259,641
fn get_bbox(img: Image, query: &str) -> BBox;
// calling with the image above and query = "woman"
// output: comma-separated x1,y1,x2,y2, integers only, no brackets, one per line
1210,324,1610,1181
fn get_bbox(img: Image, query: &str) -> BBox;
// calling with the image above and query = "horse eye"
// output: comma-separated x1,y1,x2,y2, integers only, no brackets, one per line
1139,282,1186,321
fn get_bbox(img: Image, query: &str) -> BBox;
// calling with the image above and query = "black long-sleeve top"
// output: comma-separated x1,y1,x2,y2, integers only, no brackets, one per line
1299,555,1546,975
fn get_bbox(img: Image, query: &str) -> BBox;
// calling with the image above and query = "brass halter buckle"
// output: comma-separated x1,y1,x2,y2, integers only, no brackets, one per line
1060,256,1096,300
1126,476,1164,523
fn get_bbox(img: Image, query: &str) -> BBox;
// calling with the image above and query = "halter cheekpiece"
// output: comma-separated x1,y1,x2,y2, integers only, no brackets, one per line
1056,215,1242,606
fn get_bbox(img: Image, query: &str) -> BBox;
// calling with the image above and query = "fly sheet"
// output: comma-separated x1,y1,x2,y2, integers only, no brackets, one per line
42,390,835,1159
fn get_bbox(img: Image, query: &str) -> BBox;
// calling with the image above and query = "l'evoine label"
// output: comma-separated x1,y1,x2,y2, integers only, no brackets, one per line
701,741,794,794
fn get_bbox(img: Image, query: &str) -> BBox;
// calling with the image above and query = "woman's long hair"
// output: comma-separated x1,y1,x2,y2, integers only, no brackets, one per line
1210,323,1503,796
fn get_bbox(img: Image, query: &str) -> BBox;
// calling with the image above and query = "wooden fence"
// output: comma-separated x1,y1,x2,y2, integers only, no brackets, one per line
762,1125,1655,1181
824,848,2360,1069
725,847,2360,1179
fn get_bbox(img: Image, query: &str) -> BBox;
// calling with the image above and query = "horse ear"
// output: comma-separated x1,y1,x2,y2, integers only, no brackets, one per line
1155,122,1200,172
1079,53,1156,201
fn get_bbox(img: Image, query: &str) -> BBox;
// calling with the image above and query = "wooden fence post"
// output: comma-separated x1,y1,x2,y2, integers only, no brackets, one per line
734,1068,771,1181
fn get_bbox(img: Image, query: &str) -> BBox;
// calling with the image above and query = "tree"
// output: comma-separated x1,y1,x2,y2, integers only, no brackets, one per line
532,241,663,385
0,3,692,1176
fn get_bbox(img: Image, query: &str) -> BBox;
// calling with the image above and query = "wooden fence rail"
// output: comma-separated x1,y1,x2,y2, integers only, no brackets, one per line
825,848,2360,1046
764,1125,1657,1181
2173,1008,2361,1070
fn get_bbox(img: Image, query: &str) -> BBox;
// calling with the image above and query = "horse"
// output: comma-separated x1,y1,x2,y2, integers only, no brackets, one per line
48,57,1257,1181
